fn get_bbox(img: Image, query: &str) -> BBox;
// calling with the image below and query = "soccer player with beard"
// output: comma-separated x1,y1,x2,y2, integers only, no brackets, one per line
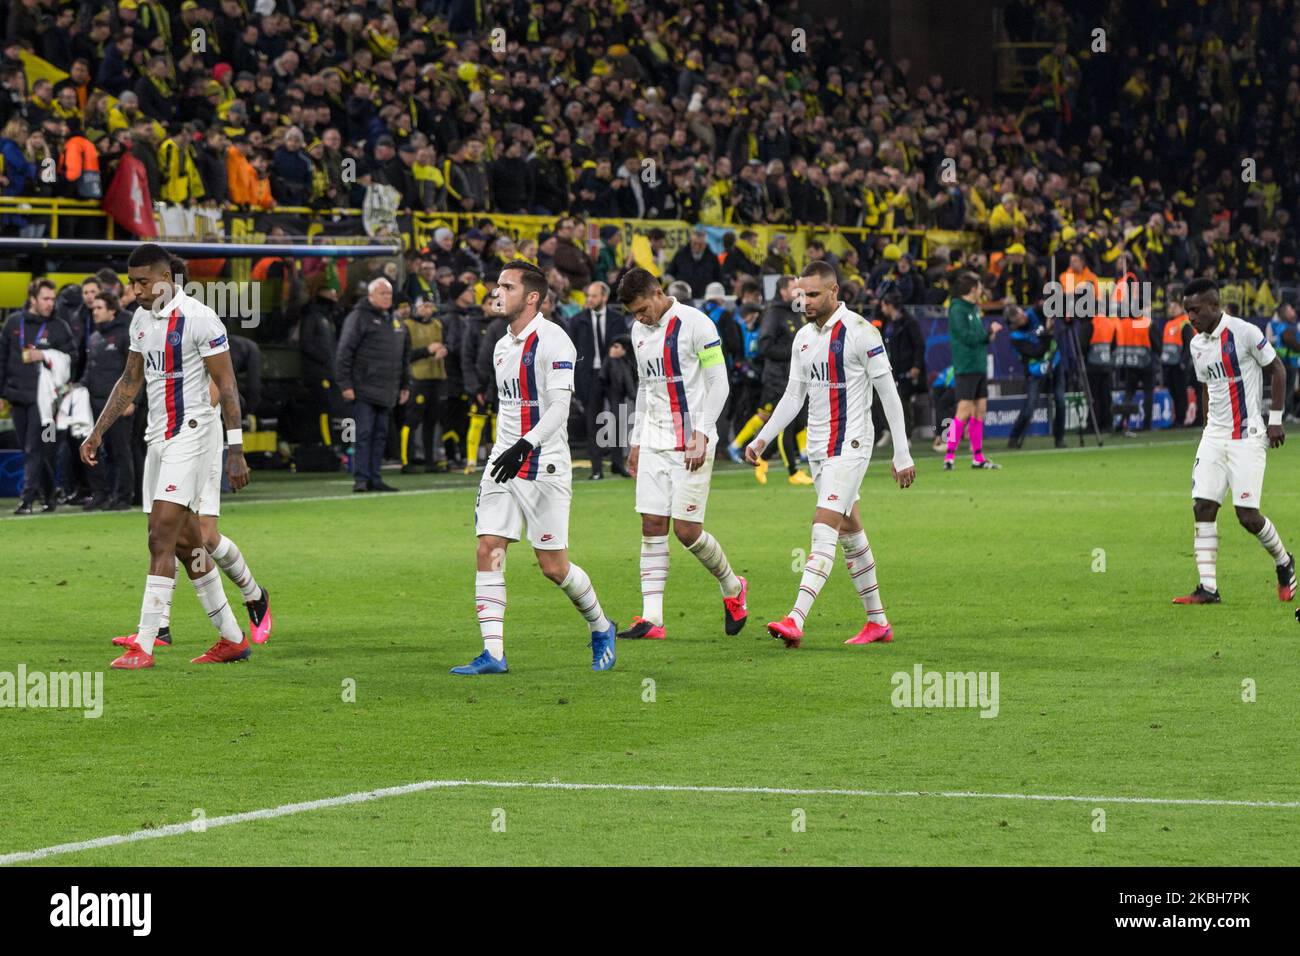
1173,278,1295,605
451,260,618,675
746,262,916,648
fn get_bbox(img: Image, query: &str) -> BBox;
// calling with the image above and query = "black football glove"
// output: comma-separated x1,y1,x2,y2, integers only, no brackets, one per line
489,437,534,483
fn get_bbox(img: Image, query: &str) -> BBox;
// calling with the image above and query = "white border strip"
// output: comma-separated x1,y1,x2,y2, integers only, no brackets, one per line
4,778,1298,865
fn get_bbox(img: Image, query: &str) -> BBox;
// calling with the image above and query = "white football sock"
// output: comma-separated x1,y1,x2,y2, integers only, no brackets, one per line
1195,521,1218,592
1255,517,1289,565
840,529,887,624
134,573,175,655
160,562,178,629
686,531,742,597
210,534,262,602
791,523,838,628
559,562,611,633
191,567,244,643
476,570,506,659
640,535,669,625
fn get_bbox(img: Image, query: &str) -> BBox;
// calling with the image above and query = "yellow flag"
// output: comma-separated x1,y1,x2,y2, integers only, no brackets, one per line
631,234,661,276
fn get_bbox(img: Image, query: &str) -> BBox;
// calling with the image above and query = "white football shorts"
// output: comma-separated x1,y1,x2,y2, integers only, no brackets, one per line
142,417,220,515
808,452,872,514
634,446,714,522
1192,433,1267,509
475,474,571,550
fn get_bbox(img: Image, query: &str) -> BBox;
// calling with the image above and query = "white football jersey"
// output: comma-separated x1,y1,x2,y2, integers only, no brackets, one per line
631,297,725,451
789,303,892,460
128,289,230,444
1190,313,1276,442
492,313,576,480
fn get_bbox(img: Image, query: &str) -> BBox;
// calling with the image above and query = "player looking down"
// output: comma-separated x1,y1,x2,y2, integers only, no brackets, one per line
746,261,916,648
81,242,254,669
1173,278,1296,605
614,268,748,641
451,260,618,675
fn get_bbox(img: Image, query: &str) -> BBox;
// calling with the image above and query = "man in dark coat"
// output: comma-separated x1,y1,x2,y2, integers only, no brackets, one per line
668,227,723,299
0,279,76,513
82,290,134,509
569,280,631,479
335,278,410,492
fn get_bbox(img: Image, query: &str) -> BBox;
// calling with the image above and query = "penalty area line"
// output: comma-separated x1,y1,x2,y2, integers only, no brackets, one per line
3,778,1299,865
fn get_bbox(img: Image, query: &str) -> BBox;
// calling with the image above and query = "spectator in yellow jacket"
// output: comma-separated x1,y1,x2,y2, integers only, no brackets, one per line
157,125,204,203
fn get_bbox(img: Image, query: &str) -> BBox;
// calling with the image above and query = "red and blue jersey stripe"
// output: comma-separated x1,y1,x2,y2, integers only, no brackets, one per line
163,309,186,439
662,316,691,451
517,332,541,479
1220,329,1247,440
825,322,848,457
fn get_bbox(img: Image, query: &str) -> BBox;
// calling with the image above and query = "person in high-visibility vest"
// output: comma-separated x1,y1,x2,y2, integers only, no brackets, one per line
1160,302,1195,429
1111,268,1156,434
1079,310,1115,430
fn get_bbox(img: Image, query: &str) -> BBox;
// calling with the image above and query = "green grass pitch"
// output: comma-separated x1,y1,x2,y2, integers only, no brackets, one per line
2,430,1299,866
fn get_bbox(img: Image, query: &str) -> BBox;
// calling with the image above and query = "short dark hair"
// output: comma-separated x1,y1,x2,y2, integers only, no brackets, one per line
498,259,547,306
800,260,837,283
951,270,982,296
95,267,121,288
94,291,120,313
1182,277,1219,301
81,275,101,288
127,242,173,270
616,267,661,306
775,275,796,295
27,277,55,300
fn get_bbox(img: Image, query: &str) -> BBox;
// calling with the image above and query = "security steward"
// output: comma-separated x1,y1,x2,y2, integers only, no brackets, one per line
1160,296,1196,429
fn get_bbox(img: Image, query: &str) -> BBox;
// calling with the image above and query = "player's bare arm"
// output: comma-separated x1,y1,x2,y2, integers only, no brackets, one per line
81,350,144,466
1265,356,1286,448
205,349,250,491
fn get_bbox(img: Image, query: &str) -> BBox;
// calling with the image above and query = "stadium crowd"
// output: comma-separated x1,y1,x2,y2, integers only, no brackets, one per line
4,0,1300,504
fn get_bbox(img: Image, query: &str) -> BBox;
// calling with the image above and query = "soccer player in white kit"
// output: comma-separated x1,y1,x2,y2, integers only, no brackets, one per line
612,268,748,641
80,243,255,669
451,260,618,675
1173,278,1296,605
746,262,916,648
108,377,273,652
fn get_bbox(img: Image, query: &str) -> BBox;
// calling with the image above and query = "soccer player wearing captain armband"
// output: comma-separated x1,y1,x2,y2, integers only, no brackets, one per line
613,268,749,642
746,262,916,649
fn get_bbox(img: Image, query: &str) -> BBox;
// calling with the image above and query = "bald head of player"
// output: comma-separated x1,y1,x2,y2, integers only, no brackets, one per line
494,259,548,331
1182,277,1223,336
617,267,672,326
797,260,840,324
127,242,183,312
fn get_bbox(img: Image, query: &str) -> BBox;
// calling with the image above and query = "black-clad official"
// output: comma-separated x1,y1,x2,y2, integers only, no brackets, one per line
0,279,76,514
82,290,135,510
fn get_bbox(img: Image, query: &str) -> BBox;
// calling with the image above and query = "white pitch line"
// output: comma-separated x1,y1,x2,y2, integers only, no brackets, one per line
4,777,1299,865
